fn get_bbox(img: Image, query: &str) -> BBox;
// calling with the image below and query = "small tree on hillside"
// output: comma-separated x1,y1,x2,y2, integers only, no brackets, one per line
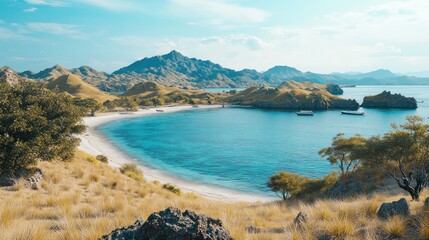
0,82,86,175
118,98,139,112
73,97,102,116
319,133,366,175
267,171,306,200
354,116,429,201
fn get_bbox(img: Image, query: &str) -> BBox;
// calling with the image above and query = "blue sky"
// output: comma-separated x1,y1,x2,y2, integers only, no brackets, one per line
1,0,428,74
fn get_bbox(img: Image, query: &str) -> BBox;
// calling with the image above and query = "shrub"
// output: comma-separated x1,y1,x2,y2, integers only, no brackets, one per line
119,164,143,182
96,155,108,163
162,183,181,195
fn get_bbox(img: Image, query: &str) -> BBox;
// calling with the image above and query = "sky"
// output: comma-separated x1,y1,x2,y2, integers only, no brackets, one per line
1,0,429,74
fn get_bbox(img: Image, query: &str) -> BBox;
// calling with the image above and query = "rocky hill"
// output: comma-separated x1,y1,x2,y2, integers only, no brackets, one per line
46,74,117,103
227,81,359,110
0,67,28,86
361,91,418,109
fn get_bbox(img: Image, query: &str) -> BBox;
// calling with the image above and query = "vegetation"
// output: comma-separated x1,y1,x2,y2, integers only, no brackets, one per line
96,155,108,163
319,133,366,175
0,81,86,175
353,116,429,201
1,151,428,239
119,163,144,182
162,183,182,195
73,97,103,116
267,171,337,200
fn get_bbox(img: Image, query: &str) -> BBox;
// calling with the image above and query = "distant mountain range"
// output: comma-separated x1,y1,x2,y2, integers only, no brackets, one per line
3,51,429,92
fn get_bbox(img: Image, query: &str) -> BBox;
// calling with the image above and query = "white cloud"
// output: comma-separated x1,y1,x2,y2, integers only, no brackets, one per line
75,0,143,11
169,0,268,27
24,7,38,12
23,22,89,40
25,0,66,7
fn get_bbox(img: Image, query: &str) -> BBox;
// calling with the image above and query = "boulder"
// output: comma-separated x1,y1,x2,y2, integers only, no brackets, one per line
293,212,308,225
100,207,233,240
377,198,410,219
361,91,417,109
0,168,44,189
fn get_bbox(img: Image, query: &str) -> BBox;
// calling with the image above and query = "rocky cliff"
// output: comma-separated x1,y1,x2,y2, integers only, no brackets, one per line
361,91,417,109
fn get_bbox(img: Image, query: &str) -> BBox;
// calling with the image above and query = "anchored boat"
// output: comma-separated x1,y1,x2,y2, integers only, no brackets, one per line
341,111,365,115
296,110,314,116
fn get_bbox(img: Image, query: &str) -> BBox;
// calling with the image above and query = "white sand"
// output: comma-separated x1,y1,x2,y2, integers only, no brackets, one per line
78,105,275,203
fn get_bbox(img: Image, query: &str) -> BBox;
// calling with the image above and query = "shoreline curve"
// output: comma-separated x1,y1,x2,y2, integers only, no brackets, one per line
78,105,275,203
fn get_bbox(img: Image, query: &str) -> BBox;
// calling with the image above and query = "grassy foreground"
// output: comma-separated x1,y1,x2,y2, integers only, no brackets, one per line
1,152,428,240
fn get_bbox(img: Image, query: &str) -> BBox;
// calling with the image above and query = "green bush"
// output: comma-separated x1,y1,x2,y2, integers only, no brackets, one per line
96,155,108,163
162,183,181,195
119,163,143,182
0,82,86,175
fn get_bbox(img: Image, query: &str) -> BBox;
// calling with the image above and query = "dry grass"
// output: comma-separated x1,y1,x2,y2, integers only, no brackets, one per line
0,152,428,240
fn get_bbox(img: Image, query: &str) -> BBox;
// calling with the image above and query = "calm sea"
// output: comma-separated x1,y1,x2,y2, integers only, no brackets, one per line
98,86,429,195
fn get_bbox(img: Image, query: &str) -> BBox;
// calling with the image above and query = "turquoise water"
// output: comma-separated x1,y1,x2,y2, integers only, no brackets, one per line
98,86,429,195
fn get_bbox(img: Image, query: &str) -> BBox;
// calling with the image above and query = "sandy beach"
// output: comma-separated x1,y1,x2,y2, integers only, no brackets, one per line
78,105,275,202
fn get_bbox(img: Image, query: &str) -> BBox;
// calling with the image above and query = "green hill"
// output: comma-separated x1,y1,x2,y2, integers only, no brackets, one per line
227,80,359,110
46,74,117,103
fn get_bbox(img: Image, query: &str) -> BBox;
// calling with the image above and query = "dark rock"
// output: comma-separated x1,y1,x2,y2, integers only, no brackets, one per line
377,198,410,219
361,91,417,109
325,84,344,95
424,197,429,207
100,207,233,240
0,168,44,189
293,212,308,225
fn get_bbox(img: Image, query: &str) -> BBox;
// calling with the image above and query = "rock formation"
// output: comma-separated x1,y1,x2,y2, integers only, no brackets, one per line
377,198,410,219
100,207,233,240
361,91,417,109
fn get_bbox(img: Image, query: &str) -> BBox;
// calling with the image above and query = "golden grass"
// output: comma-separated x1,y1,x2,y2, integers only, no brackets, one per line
0,152,428,240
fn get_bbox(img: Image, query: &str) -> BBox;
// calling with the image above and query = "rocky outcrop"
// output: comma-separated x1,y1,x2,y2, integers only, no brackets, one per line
0,67,24,86
0,168,44,189
377,198,410,219
361,91,417,109
100,207,233,240
325,84,343,95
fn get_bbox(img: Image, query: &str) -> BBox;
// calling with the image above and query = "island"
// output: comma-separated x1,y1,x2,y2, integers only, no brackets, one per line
361,91,417,109
226,81,359,110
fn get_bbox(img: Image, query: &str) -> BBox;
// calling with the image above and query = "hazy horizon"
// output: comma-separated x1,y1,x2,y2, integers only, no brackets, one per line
1,0,429,74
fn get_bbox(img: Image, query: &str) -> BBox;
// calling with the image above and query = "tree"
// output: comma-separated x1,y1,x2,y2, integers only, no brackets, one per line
103,100,117,111
118,97,138,112
0,82,86,175
319,133,366,175
267,171,306,200
73,97,102,116
354,116,429,201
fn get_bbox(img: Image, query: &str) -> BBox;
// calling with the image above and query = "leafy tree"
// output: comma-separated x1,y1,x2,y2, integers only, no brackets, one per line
73,97,102,116
267,171,306,200
118,97,138,112
353,116,429,201
103,100,117,111
319,133,366,175
0,82,86,175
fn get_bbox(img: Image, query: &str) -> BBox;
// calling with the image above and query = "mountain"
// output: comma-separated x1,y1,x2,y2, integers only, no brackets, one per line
0,67,29,86
24,64,71,79
227,80,359,110
262,66,347,84
46,74,117,103
334,69,398,80
114,50,270,88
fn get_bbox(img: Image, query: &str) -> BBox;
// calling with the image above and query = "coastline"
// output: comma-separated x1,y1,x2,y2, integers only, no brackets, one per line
78,105,275,203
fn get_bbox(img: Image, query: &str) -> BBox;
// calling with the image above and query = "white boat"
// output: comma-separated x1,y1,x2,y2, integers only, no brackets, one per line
296,110,314,116
341,111,365,115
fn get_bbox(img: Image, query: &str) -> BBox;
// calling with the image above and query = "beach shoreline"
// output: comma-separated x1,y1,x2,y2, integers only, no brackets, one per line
78,105,275,203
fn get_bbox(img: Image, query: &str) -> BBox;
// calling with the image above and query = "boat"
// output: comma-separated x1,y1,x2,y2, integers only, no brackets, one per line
341,111,365,115
296,110,314,116
192,105,199,108
156,109,164,113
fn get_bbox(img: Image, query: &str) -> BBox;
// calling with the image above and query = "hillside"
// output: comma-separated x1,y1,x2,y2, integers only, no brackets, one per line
227,81,359,110
0,67,28,86
123,81,223,105
46,74,117,103
0,150,428,239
